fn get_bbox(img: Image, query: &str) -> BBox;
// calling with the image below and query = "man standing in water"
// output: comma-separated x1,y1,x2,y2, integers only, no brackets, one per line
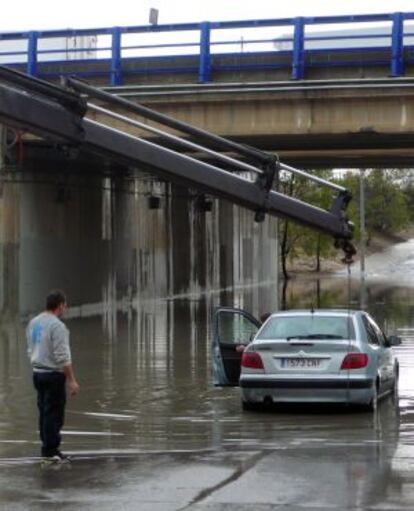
27,290,80,462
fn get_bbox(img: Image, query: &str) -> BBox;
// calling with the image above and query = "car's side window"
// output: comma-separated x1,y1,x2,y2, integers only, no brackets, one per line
362,315,380,345
367,316,387,347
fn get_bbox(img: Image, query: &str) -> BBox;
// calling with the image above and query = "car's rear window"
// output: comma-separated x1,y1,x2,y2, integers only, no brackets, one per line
257,315,356,340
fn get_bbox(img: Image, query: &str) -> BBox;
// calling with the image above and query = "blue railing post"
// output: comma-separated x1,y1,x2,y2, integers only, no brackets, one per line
111,26,122,86
391,12,404,77
292,17,305,80
199,21,211,83
27,31,38,77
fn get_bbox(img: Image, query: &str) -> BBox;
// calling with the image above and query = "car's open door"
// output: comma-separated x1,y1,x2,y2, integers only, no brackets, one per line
212,307,262,386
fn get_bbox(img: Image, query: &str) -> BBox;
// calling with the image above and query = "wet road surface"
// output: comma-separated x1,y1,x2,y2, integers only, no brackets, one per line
0,317,413,509
2,242,414,508
0,364,411,510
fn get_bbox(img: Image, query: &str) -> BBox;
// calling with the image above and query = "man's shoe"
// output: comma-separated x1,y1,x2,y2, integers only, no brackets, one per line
41,452,71,465
55,451,72,463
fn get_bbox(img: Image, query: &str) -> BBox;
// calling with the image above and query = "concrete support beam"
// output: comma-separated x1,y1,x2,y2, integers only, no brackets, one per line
90,83,414,167
129,86,414,138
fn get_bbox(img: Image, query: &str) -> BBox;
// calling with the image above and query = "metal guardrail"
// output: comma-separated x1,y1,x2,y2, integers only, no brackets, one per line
0,12,414,85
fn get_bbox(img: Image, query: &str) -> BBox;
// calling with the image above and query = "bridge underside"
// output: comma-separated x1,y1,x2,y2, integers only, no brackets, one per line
20,132,414,170
233,133,414,168
88,78,414,169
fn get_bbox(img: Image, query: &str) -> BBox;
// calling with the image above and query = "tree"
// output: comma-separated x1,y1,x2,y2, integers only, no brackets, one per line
402,181,414,223
278,173,302,280
299,170,338,271
277,168,411,280
338,169,410,244
365,170,410,243
278,170,337,278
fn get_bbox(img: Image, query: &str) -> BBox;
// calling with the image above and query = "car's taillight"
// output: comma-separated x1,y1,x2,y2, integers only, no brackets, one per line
341,353,368,370
241,352,264,369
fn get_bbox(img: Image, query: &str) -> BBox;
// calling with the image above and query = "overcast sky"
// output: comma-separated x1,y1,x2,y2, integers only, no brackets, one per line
2,0,414,32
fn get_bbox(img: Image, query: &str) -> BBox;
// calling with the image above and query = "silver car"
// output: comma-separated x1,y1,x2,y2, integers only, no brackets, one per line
212,307,401,411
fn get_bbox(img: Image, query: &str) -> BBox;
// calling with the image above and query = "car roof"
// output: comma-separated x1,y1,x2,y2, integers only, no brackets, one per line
268,309,361,317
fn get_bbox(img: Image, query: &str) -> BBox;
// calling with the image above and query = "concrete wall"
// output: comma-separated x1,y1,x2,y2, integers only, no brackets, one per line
0,166,278,318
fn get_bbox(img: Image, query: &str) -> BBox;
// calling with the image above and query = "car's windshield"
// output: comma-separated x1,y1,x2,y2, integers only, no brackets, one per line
257,315,356,340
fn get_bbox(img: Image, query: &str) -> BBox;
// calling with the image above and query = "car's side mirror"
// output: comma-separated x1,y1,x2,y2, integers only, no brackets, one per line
387,335,402,347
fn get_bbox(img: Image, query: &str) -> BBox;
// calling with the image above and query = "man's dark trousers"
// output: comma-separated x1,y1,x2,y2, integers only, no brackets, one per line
33,372,66,457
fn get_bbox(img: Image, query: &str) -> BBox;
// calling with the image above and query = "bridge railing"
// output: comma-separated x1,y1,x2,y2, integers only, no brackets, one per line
1,12,414,85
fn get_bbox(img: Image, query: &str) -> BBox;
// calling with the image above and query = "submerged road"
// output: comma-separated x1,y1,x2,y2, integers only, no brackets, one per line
3,238,414,509
0,337,413,509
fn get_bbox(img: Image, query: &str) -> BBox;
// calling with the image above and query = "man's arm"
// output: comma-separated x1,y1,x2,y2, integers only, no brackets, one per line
63,363,80,396
51,323,80,396
26,322,33,357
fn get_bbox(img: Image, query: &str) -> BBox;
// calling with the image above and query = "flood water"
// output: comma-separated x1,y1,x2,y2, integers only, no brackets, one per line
2,240,414,509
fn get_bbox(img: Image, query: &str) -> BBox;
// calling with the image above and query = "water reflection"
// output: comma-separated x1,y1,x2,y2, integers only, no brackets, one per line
0,274,410,457
205,398,402,509
1,271,414,507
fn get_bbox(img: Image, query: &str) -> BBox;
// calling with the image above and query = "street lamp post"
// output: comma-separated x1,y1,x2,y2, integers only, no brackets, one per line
359,168,367,308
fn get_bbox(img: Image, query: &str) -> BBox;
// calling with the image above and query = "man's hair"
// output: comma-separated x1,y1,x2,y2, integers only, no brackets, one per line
46,290,66,311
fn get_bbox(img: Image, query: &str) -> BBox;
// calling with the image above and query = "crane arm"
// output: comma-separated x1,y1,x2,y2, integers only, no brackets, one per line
0,67,355,260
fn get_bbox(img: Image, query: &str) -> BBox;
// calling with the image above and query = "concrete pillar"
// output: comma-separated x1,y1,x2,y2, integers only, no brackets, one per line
0,125,6,170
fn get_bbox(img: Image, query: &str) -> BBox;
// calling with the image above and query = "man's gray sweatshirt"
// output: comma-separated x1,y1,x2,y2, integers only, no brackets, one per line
26,312,71,372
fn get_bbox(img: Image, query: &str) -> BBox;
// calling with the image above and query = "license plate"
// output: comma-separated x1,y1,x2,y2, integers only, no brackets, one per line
281,358,321,368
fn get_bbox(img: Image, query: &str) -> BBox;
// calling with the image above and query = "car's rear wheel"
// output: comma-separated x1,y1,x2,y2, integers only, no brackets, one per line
392,367,399,402
241,400,260,412
365,380,379,412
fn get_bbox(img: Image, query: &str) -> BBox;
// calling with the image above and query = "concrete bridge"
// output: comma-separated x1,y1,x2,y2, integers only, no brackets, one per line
2,12,414,167
0,12,413,314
